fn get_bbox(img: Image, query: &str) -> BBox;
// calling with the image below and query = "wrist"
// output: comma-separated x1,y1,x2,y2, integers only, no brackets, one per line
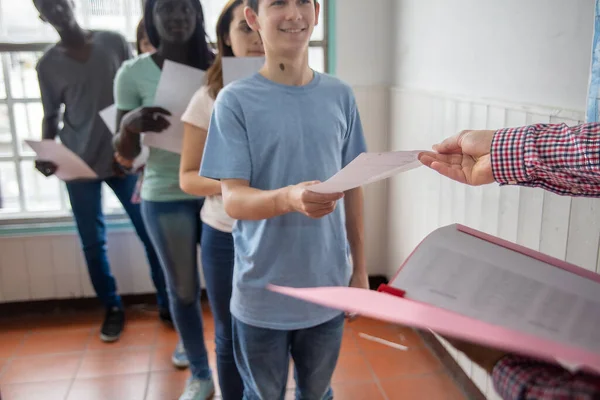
275,186,294,215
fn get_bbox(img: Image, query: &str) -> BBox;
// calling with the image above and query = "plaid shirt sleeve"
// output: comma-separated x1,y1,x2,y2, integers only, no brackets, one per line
490,123,600,197
492,355,600,400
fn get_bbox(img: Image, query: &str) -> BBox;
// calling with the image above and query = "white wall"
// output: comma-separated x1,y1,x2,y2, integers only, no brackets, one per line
335,0,395,86
335,0,395,275
394,0,595,110
389,1,599,398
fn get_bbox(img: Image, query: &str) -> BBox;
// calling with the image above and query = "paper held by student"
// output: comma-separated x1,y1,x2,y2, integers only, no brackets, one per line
142,60,206,154
268,223,600,374
222,56,265,87
308,150,424,194
25,139,98,181
99,104,149,170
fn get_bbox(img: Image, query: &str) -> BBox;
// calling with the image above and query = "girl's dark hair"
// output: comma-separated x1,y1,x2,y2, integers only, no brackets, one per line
205,0,243,99
135,18,147,54
144,0,215,70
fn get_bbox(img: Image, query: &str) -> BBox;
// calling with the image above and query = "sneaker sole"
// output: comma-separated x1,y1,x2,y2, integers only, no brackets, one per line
171,355,190,369
100,332,121,343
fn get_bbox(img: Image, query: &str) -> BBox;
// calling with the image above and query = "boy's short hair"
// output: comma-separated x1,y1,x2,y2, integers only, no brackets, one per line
246,0,317,13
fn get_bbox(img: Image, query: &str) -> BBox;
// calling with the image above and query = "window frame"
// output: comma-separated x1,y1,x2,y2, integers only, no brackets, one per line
0,0,330,224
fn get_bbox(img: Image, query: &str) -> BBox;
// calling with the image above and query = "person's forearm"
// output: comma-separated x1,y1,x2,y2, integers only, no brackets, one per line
344,187,366,274
41,117,59,140
222,185,292,220
492,122,600,197
180,172,222,197
113,127,141,160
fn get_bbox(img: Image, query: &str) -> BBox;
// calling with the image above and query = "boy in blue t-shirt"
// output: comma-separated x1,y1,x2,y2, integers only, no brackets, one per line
200,0,368,398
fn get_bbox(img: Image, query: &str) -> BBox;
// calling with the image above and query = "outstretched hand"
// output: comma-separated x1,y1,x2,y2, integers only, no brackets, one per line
418,130,496,186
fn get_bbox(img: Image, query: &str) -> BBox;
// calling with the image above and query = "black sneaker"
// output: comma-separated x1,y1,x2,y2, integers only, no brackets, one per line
158,307,174,328
100,307,125,342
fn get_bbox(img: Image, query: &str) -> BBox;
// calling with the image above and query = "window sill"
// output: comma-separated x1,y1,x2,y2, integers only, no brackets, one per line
0,211,133,237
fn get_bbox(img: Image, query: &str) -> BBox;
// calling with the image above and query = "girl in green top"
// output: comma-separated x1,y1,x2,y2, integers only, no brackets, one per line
113,1,215,399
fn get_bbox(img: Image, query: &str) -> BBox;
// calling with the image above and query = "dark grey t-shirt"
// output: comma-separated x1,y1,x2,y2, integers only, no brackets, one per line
36,30,132,179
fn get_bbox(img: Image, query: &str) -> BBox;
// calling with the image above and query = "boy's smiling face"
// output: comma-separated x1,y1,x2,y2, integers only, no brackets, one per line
245,0,319,58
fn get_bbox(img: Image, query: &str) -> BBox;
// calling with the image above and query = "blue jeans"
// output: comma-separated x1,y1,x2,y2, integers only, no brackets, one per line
201,223,244,400
232,313,345,400
141,199,211,380
65,175,168,310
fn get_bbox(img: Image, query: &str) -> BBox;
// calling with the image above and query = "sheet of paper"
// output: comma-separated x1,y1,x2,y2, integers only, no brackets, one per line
308,150,424,194
267,284,600,374
222,56,265,87
98,104,149,170
142,60,206,154
24,139,98,181
99,104,117,134
391,225,600,354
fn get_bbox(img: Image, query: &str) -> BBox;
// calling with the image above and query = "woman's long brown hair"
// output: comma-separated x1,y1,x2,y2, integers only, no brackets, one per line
205,0,244,100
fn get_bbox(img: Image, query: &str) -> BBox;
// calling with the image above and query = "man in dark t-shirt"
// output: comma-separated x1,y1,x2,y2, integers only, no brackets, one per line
33,0,171,343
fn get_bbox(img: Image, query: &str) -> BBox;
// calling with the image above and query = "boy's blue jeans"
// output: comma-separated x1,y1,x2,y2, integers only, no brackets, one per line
232,313,345,400
65,175,168,310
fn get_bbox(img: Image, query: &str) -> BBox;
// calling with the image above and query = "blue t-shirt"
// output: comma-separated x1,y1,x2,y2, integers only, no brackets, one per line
200,71,367,330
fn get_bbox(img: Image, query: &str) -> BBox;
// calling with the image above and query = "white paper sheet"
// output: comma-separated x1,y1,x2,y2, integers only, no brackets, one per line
99,104,118,134
142,60,206,154
308,150,424,194
24,139,98,181
98,104,149,170
222,56,265,87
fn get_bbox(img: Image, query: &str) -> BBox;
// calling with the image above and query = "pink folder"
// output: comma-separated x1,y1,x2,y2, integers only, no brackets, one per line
269,224,600,374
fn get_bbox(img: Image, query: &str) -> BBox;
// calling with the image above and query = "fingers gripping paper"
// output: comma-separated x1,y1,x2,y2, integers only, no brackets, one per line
25,139,98,181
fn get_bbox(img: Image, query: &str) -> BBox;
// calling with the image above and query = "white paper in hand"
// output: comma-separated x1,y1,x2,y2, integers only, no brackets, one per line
25,139,98,181
99,104,118,134
98,104,149,170
308,150,424,194
142,60,206,154
222,56,265,87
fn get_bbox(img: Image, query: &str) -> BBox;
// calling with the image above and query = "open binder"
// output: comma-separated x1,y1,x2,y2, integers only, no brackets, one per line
269,224,600,374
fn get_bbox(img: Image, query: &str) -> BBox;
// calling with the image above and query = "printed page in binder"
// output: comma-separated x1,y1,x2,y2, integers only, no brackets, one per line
391,225,600,355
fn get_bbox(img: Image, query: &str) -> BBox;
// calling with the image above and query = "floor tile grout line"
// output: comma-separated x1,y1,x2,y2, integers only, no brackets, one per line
64,328,94,399
348,325,389,400
142,371,152,400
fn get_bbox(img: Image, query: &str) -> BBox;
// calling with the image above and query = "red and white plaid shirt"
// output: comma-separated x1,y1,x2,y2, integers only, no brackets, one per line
491,123,600,197
490,122,600,398
492,355,600,400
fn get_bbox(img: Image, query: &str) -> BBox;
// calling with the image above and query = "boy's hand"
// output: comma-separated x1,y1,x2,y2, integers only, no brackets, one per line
349,270,369,290
35,160,58,177
346,270,369,322
286,181,344,218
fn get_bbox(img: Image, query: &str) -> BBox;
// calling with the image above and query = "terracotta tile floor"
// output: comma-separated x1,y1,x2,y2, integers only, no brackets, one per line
0,303,465,399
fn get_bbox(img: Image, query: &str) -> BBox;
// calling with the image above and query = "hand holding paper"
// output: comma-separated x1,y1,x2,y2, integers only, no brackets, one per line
141,60,206,154
287,181,344,219
25,140,98,181
308,150,424,194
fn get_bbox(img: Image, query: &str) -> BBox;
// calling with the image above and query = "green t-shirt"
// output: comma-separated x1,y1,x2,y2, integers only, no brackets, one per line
113,53,195,202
